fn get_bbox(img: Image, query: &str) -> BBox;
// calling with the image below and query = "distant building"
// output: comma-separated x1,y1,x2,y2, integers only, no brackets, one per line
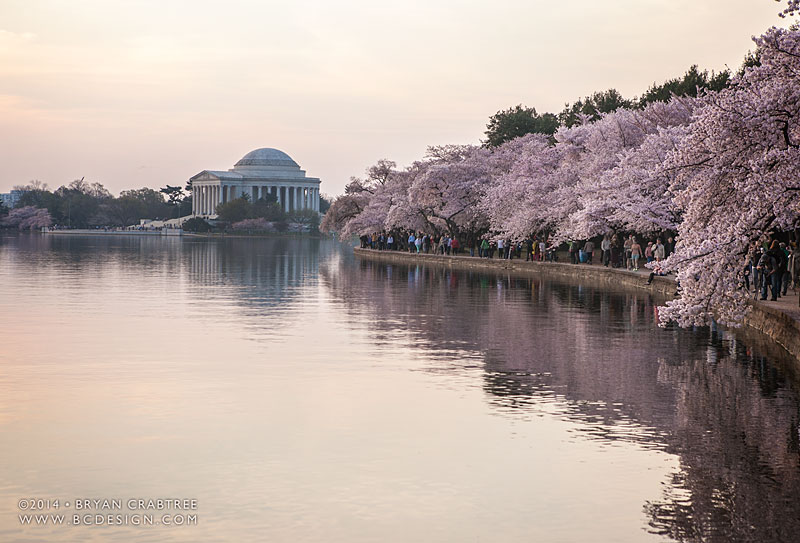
190,148,321,217
0,190,23,209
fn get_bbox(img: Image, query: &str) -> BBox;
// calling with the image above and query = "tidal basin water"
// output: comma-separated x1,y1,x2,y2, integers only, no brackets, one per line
1,234,800,543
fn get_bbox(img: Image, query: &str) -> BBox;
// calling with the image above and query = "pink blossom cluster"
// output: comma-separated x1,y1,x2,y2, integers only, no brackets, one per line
1,206,52,230
324,26,800,327
231,217,273,230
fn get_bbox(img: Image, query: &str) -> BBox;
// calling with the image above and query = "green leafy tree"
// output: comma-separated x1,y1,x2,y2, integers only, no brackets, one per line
215,197,251,223
737,51,761,76
109,188,169,225
559,89,633,127
182,217,211,232
319,194,331,215
484,104,559,147
252,197,284,221
161,184,189,218
54,179,111,228
15,181,64,222
638,65,730,107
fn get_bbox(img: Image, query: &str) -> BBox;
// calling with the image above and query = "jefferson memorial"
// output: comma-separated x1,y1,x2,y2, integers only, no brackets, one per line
190,148,321,217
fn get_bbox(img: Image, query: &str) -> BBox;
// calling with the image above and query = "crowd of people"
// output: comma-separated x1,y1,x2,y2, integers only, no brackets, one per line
747,240,797,302
358,230,800,301
359,232,462,255
358,230,677,268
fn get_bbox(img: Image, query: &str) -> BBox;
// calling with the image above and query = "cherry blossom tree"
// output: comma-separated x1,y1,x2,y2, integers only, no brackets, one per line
568,97,697,238
780,0,800,17
481,133,569,239
381,145,492,239
321,160,397,235
655,26,800,327
1,206,53,230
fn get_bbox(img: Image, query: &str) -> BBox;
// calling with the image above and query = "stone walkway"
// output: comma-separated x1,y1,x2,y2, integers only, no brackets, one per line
360,247,800,326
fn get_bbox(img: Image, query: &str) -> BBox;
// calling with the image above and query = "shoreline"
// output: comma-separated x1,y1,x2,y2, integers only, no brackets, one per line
353,247,800,364
41,228,180,236
35,229,323,239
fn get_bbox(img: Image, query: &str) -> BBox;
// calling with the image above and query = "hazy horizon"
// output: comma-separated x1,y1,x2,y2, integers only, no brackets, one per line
0,0,790,197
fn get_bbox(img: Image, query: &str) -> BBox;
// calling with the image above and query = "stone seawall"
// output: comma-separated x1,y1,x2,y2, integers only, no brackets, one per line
354,248,800,364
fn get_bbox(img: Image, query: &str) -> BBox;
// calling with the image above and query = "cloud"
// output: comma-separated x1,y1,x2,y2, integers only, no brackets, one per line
0,29,36,44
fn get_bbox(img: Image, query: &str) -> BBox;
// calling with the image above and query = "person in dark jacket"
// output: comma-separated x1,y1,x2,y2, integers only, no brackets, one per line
758,243,781,301
769,240,787,299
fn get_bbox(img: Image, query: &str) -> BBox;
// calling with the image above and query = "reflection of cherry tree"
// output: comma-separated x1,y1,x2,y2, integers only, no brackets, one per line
320,256,800,541
646,345,800,540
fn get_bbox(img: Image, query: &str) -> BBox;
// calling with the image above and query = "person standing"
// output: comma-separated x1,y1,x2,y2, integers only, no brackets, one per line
583,238,595,265
758,246,779,300
610,237,620,268
780,242,791,296
768,240,786,299
624,235,633,270
654,239,665,262
601,235,611,267
630,238,642,271
480,238,490,258
644,241,653,263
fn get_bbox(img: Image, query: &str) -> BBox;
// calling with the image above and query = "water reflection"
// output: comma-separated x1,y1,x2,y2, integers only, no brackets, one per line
2,234,799,542
324,256,800,542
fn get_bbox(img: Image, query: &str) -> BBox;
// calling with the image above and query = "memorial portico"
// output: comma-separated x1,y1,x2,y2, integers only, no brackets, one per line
190,148,321,217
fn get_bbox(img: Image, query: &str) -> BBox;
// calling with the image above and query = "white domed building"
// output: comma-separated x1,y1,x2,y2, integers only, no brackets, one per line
190,148,321,217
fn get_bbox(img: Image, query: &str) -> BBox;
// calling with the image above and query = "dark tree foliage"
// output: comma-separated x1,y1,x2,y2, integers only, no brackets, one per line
252,197,284,220
638,65,730,107
17,189,61,217
319,194,331,215
160,185,184,205
483,104,559,147
215,197,251,223
559,89,633,128
216,197,288,223
161,184,193,218
182,217,211,232
737,50,761,76
108,188,170,225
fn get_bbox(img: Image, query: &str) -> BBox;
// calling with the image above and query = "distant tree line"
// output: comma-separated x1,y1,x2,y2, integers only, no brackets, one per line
0,176,333,232
0,178,192,229
484,64,741,147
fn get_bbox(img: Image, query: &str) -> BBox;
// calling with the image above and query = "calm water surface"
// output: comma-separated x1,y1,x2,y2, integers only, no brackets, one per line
1,234,799,542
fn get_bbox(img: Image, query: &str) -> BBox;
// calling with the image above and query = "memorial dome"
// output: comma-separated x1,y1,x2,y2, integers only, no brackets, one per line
234,148,299,169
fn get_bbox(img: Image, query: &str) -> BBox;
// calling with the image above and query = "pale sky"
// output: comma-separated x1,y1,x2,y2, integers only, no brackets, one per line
0,0,789,197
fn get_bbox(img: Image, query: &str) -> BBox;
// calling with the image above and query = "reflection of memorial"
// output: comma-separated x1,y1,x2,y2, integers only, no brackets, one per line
24,234,328,315
184,238,326,309
320,258,800,541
